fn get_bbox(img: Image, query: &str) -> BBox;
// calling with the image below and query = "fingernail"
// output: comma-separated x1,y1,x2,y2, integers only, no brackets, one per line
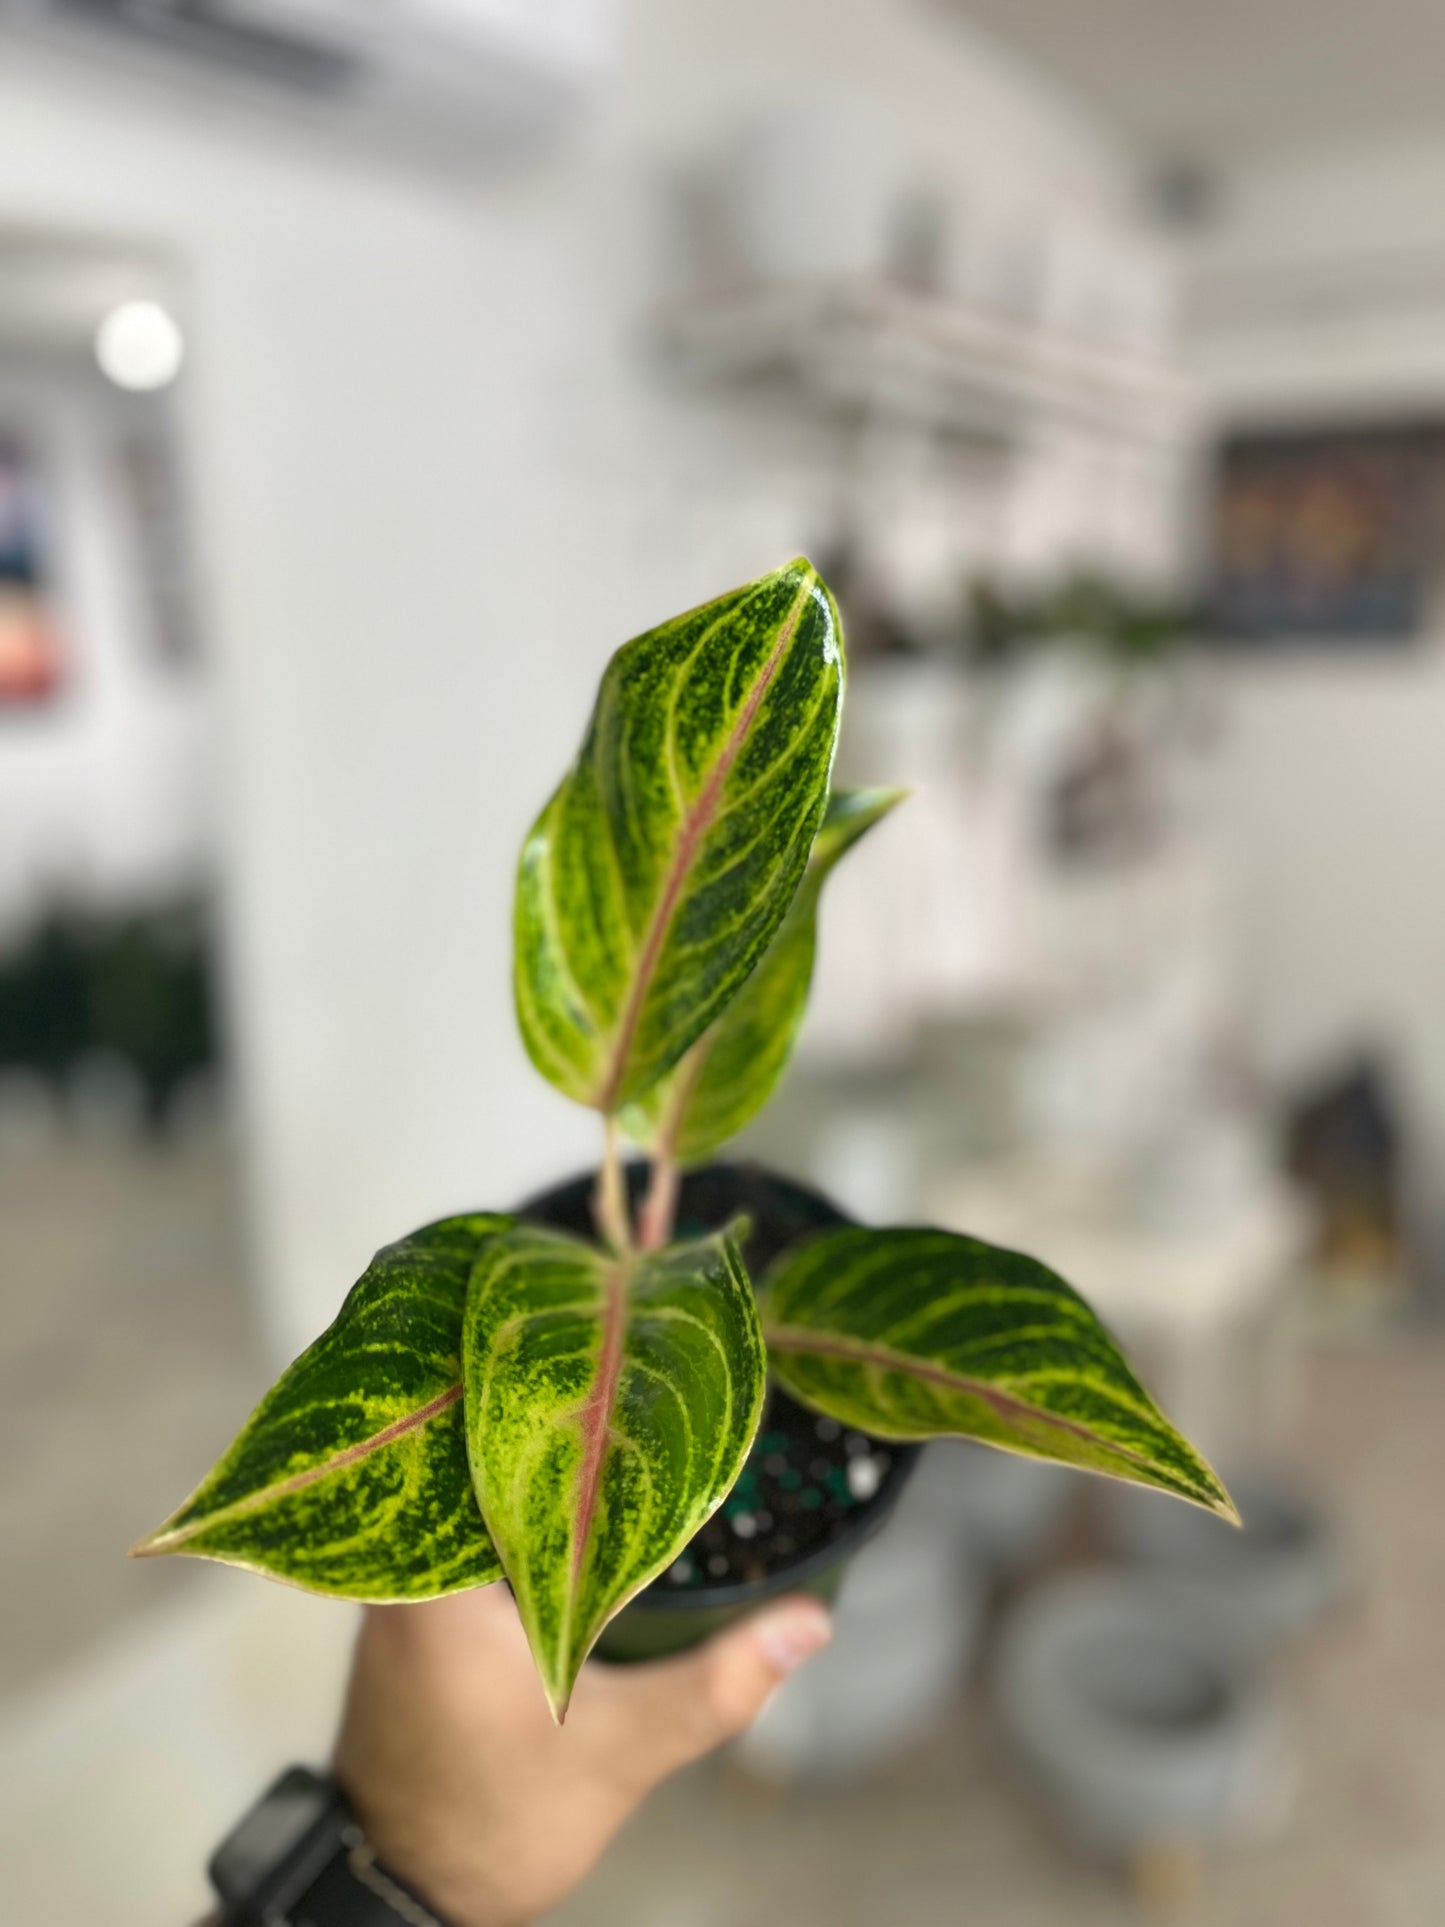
751,1599,833,1677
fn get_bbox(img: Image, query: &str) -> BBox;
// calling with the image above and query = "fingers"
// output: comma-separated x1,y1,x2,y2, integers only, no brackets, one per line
603,1595,833,1785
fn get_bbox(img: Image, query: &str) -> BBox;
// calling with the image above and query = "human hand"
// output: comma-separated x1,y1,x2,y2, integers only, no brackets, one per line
333,1584,832,1927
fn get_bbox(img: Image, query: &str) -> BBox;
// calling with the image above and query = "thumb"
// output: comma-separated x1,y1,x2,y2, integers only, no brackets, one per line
606,1594,833,1785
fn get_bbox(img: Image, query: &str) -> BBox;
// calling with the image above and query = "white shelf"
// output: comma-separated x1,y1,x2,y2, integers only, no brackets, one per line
651,279,1199,447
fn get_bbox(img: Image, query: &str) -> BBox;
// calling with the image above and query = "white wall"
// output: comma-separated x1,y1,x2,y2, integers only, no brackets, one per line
1212,652,1445,1139
0,369,211,934
1180,131,1445,1158
1184,129,1445,419
0,0,1142,1356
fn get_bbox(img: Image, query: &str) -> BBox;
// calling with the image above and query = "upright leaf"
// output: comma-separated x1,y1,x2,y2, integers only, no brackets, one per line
621,787,906,1165
463,1221,767,1717
514,557,844,1114
132,1216,510,1598
761,1227,1236,1519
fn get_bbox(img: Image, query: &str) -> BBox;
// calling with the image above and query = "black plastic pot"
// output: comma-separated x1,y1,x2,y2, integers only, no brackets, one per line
521,1161,920,1662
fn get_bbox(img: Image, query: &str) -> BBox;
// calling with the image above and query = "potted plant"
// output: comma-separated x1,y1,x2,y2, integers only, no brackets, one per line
133,557,1235,1722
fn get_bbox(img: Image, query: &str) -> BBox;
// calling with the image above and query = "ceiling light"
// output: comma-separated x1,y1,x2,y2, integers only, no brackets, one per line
95,300,184,392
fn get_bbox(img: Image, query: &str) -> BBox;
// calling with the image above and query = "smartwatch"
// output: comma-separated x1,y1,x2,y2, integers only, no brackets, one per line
208,1766,451,1926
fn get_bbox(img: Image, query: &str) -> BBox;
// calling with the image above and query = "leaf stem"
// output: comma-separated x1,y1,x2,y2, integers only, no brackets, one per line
594,1116,634,1255
636,1040,707,1250
638,1153,680,1251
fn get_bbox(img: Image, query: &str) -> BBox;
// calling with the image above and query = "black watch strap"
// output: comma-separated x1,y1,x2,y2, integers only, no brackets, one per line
210,1766,450,1926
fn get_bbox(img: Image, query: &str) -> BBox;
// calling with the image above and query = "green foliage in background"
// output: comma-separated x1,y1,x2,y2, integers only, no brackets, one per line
0,900,216,1125
965,571,1194,669
138,557,1234,1721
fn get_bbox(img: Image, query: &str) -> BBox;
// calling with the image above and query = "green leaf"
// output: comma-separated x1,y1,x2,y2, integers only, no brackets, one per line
131,1216,510,1598
463,1221,767,1717
514,557,844,1115
761,1227,1237,1519
621,787,906,1165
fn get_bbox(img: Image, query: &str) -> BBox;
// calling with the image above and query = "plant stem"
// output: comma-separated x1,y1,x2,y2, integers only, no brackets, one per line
638,1153,680,1251
636,1041,706,1251
594,1116,634,1255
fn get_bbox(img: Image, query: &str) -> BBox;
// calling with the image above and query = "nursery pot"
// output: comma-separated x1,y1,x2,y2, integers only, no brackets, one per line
521,1161,920,1662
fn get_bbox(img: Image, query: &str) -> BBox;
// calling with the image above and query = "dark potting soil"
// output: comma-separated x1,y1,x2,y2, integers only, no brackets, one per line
521,1159,913,1595
658,1383,897,1591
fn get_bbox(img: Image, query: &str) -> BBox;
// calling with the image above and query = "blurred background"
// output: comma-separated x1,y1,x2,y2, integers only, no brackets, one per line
2,1,1443,1920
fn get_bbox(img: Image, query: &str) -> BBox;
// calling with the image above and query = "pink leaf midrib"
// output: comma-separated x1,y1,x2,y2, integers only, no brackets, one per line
762,1325,1153,1466
592,579,813,1113
131,1383,465,1555
570,1260,629,1581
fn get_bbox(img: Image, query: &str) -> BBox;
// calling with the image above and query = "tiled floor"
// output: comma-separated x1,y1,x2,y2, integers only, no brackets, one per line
0,1128,264,1696
3,1139,1443,1924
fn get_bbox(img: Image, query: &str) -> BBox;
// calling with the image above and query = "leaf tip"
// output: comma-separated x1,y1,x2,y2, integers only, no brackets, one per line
129,1508,198,1560
721,1211,754,1250
1183,1466,1241,1528
1190,1444,1240,1527
776,555,839,637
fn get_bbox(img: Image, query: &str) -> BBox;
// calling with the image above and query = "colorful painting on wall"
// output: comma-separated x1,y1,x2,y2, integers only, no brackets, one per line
0,435,65,705
1209,423,1444,644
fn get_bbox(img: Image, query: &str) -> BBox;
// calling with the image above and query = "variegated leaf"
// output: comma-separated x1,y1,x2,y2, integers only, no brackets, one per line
621,787,906,1165
463,1221,767,1718
514,557,844,1115
761,1227,1236,1519
131,1216,509,1598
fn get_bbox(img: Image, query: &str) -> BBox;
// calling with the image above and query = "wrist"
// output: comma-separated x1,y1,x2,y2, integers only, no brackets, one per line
333,1778,521,1927
208,1765,455,1927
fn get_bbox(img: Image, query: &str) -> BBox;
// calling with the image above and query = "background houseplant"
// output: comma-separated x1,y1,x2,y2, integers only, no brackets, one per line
134,558,1234,1721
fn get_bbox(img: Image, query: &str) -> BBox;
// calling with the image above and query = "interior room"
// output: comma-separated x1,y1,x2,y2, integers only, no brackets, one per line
2,3,1442,1922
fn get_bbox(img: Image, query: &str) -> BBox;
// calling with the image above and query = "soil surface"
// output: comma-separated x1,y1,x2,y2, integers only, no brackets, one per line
659,1383,898,1591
